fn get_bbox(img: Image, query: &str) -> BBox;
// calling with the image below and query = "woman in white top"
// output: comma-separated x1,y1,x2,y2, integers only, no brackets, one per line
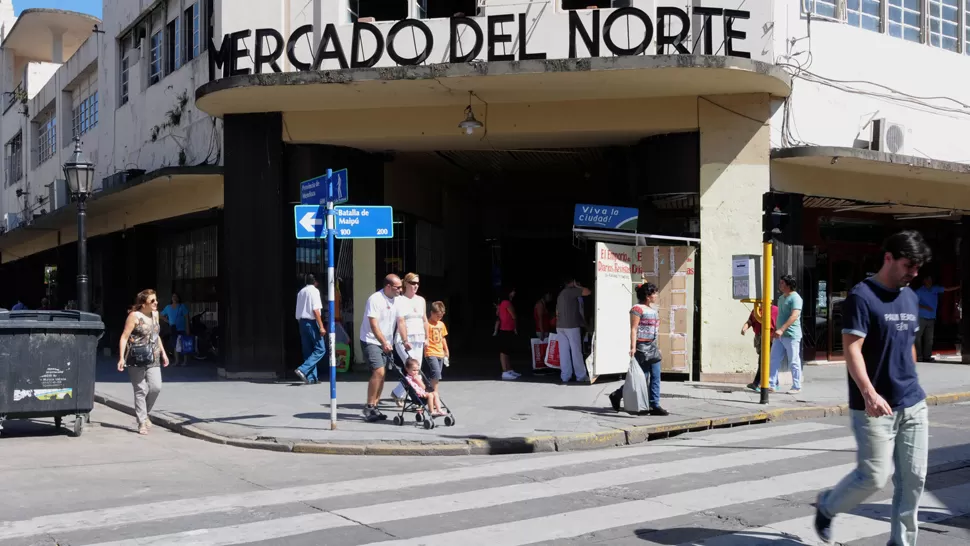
392,273,429,403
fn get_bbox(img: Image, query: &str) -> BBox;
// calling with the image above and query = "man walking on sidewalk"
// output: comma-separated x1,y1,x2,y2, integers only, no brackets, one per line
768,275,803,394
914,274,959,362
556,277,591,383
359,274,403,422
815,231,931,546
294,274,325,385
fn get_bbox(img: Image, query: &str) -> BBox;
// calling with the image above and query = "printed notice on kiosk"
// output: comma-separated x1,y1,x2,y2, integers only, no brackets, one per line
333,206,394,240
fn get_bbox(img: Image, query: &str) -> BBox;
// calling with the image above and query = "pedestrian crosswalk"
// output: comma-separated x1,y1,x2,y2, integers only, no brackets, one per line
3,421,969,546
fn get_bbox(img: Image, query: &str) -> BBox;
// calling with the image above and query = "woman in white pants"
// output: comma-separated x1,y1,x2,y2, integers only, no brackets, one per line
392,273,428,403
117,289,169,435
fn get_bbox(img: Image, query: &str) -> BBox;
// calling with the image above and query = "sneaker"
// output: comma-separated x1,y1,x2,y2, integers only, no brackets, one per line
746,383,761,393
788,388,801,395
608,390,622,412
510,370,522,378
649,406,670,416
294,369,308,384
814,492,834,544
501,370,518,381
363,405,385,422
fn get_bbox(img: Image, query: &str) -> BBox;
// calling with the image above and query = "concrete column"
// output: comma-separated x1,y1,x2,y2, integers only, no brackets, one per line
353,238,376,363
961,219,970,364
698,93,771,381
51,29,64,64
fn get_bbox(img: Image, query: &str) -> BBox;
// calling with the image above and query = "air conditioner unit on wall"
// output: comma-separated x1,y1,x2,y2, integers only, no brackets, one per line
870,119,907,155
48,178,69,211
3,212,21,231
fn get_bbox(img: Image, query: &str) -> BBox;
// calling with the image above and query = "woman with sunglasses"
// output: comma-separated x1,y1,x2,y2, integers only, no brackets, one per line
117,289,169,435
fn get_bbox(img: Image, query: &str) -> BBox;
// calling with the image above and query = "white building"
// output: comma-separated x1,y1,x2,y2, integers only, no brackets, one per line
1,0,968,378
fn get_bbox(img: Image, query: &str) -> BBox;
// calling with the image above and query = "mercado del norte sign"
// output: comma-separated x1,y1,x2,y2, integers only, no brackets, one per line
210,3,768,80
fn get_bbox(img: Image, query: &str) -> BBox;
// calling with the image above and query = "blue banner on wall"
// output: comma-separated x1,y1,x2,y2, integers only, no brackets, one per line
573,204,639,231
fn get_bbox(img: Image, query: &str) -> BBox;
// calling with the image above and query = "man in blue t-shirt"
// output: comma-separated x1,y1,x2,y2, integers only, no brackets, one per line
913,275,959,362
814,231,930,546
768,275,803,394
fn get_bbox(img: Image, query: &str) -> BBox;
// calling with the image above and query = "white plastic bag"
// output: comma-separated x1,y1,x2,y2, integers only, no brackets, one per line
622,357,650,414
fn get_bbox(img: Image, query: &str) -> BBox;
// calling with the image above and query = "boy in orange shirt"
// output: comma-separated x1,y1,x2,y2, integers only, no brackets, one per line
425,301,450,390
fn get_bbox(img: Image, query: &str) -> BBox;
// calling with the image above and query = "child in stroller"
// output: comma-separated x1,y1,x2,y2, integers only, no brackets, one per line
388,356,455,429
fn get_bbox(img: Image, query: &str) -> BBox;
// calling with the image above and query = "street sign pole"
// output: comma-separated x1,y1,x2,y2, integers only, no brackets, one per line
326,168,338,430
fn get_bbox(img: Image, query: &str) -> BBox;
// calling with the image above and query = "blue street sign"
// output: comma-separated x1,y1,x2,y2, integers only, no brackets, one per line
300,169,349,206
333,206,394,239
294,205,326,239
573,204,639,231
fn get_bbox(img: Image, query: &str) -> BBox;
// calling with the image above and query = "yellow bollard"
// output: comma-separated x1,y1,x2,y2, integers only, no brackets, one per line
760,241,773,404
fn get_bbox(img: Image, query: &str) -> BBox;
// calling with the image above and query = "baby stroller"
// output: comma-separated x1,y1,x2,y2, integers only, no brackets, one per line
385,352,455,429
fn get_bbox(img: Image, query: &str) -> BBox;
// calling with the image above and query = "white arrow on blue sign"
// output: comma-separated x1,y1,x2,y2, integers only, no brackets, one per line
294,205,327,239
300,169,349,206
333,206,394,239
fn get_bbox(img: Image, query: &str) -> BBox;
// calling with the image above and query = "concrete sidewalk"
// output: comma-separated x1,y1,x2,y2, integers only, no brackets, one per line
94,358,970,455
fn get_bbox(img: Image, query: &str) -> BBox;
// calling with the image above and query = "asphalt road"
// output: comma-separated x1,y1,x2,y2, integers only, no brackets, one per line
1,402,969,545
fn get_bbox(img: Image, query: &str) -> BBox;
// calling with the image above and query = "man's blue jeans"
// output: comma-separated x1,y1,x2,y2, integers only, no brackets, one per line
298,319,326,383
819,400,929,546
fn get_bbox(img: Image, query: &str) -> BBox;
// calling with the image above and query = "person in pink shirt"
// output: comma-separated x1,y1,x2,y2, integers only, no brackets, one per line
404,358,444,416
494,287,520,381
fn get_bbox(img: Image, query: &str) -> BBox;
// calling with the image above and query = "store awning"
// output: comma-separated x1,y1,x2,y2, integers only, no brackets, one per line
772,146,970,185
0,166,223,264
196,55,792,118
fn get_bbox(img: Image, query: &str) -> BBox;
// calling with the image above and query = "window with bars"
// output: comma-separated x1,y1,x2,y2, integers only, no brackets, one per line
149,29,163,85
119,33,131,105
847,0,882,32
4,132,22,187
804,0,840,19
888,0,921,42
37,112,56,165
928,0,959,52
73,92,98,139
167,16,182,73
185,3,201,61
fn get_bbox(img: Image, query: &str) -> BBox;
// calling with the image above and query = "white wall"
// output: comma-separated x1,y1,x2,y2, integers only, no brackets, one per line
101,0,223,182
771,1,970,164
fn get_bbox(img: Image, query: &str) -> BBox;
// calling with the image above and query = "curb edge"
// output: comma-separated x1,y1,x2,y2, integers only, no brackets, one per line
93,390,970,456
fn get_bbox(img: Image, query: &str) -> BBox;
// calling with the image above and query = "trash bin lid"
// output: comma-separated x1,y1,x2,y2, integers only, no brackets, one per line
0,310,105,332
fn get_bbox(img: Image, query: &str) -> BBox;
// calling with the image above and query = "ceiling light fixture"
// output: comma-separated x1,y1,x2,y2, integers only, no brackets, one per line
459,92,483,136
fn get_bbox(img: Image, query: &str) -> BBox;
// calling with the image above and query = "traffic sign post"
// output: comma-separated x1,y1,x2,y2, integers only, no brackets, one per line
293,170,396,430
325,169,338,431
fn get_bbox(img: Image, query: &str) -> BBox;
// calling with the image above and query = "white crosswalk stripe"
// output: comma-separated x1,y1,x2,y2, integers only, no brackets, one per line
3,420,968,546
0,421,837,540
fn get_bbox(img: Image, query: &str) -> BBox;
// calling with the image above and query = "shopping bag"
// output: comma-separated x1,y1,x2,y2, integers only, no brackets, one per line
544,333,562,369
531,338,549,370
622,357,650,414
177,335,195,355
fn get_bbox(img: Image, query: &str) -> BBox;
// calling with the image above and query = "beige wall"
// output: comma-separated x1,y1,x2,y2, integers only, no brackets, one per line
772,162,970,210
352,238,376,363
282,97,698,151
698,94,772,378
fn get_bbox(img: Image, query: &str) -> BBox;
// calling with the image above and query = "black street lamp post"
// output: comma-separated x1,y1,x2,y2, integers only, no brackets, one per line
63,138,95,313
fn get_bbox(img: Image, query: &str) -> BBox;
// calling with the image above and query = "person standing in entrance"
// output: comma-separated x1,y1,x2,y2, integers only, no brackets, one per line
494,287,521,380
293,274,326,385
742,301,778,392
914,274,959,362
815,231,931,546
768,275,804,394
160,293,191,367
556,277,591,383
360,274,403,422
534,291,553,341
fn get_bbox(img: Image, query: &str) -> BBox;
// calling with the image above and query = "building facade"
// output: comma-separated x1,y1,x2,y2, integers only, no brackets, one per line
1,0,968,379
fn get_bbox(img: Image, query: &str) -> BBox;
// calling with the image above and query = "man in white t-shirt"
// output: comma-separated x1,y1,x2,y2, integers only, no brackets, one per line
294,274,326,385
359,274,403,422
